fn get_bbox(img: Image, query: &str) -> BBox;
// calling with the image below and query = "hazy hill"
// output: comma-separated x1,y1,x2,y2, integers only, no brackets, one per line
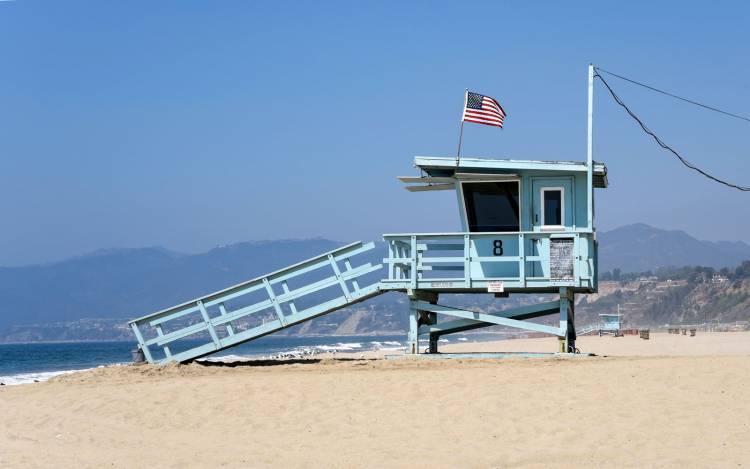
598,223,750,273
0,239,346,332
1,224,749,339
576,264,750,328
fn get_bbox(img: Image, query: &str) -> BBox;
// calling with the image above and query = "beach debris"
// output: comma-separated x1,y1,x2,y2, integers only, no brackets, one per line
131,347,146,364
267,347,317,360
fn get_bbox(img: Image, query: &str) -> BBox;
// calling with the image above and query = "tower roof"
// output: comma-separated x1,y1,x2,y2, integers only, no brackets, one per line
411,156,608,188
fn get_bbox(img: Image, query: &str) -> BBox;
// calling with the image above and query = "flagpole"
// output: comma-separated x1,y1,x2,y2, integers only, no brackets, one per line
455,121,465,166
587,64,594,229
456,89,468,166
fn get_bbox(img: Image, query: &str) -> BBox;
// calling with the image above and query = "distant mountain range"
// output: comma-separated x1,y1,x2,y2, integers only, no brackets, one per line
1,224,749,338
597,223,750,273
0,238,345,332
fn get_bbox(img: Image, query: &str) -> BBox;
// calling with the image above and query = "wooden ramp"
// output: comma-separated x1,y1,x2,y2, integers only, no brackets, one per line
129,242,383,364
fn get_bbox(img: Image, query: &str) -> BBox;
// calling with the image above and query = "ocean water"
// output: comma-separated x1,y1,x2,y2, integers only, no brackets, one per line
0,334,419,386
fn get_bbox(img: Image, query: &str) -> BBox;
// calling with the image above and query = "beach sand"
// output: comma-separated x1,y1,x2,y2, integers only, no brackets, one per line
2,332,749,468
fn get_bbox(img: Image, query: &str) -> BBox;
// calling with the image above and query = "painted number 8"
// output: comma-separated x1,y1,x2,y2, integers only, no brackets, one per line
493,240,503,256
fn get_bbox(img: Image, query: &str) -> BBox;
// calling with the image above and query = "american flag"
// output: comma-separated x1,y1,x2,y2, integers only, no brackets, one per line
462,91,506,128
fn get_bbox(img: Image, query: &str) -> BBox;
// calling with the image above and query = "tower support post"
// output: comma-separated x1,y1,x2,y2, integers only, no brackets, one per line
558,287,576,353
428,331,439,354
408,299,419,354
407,291,439,354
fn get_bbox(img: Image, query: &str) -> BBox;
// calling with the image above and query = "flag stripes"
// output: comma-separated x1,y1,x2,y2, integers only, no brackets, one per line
463,91,506,128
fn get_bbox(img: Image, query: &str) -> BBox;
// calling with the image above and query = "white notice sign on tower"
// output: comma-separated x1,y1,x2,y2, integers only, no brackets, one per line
487,281,504,293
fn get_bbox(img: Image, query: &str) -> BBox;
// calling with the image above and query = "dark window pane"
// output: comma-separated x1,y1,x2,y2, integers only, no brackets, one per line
543,190,562,225
463,182,519,232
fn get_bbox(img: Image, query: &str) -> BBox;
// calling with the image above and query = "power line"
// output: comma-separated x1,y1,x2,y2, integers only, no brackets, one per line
594,71,750,192
595,67,750,124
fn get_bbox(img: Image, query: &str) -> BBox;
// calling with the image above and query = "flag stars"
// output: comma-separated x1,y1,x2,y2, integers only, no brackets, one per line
467,92,484,109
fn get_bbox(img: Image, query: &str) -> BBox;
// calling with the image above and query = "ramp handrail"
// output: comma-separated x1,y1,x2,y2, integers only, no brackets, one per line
576,324,598,336
130,241,382,364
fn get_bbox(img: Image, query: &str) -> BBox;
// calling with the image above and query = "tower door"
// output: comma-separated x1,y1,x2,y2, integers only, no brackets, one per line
531,178,573,232
530,177,574,278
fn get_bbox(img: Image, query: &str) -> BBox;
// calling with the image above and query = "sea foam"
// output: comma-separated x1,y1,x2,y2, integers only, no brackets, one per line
0,369,86,386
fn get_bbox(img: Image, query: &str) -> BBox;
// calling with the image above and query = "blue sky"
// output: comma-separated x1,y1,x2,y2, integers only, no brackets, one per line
1,1,749,266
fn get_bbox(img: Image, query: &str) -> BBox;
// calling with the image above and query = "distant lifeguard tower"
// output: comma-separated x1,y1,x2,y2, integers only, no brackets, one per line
129,68,608,363
598,311,624,336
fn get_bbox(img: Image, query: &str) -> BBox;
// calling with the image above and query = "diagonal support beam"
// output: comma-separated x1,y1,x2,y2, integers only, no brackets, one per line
414,301,564,337
418,300,562,336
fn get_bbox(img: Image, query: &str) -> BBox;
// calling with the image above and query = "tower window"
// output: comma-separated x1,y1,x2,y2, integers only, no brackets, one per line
462,181,520,232
541,188,564,227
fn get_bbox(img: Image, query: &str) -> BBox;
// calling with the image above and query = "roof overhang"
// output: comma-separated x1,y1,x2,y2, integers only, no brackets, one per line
408,156,608,188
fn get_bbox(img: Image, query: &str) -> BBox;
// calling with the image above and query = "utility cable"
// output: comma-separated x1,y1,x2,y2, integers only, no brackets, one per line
595,67,750,124
594,71,750,192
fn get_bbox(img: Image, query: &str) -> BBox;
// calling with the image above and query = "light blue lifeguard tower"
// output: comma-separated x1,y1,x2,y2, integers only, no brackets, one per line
129,153,608,362
598,308,624,336
130,66,608,362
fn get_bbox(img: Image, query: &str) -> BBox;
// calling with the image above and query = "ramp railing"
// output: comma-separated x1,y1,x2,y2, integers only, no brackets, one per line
576,324,598,336
130,241,382,364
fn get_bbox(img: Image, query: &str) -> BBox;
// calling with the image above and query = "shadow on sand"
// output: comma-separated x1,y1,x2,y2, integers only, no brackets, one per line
192,357,373,368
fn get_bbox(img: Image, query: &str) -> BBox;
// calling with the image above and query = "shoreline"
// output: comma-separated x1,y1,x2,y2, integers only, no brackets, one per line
0,328,524,345
4,330,749,386
0,335,410,385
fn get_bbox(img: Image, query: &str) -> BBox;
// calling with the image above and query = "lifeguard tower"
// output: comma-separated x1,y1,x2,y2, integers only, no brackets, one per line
129,66,608,363
387,156,608,354
598,310,624,336
128,153,608,363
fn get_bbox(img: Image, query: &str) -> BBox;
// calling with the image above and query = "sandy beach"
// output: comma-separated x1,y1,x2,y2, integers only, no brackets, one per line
2,332,749,468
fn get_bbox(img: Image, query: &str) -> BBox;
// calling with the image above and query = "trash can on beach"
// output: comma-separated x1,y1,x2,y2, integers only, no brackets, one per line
131,347,146,363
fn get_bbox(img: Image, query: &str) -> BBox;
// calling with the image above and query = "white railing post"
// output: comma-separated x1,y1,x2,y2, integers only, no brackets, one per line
519,233,526,287
410,235,418,289
464,234,471,288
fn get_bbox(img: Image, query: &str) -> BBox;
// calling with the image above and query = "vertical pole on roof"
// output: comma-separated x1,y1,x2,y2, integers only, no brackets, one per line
587,64,594,230
456,89,468,166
